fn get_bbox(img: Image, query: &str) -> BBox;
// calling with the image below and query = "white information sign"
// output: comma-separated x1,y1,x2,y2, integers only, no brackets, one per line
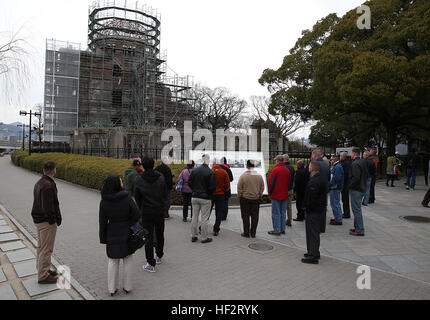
189,150,269,195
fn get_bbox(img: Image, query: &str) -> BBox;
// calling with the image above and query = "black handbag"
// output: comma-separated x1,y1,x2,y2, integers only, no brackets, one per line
128,222,148,255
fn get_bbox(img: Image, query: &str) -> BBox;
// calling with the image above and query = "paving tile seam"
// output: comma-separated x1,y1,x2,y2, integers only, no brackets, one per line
0,203,95,300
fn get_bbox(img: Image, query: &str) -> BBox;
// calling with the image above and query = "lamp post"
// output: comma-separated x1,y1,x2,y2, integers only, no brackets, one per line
17,124,29,150
20,110,42,156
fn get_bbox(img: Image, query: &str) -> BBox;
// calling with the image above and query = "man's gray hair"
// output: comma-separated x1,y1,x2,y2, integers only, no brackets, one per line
340,152,348,158
202,154,211,164
283,154,290,161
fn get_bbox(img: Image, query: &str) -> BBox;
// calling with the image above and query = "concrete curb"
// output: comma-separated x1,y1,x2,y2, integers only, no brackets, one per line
0,203,95,300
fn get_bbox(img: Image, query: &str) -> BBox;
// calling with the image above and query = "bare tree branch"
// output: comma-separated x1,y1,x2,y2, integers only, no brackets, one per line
249,96,303,138
0,26,32,105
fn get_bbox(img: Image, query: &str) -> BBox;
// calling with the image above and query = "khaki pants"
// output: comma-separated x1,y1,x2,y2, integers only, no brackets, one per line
191,198,212,240
36,222,57,281
287,190,294,223
108,256,133,294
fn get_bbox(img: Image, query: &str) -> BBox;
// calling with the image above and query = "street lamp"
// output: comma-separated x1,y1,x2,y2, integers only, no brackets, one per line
19,110,42,156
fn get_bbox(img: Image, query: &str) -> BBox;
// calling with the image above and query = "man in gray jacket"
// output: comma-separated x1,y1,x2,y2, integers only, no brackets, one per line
349,148,369,237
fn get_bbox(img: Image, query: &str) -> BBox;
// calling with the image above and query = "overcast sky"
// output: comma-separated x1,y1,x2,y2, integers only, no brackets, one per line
0,0,365,138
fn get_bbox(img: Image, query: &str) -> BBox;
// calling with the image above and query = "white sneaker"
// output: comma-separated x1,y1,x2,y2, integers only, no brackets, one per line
155,255,162,265
143,264,156,273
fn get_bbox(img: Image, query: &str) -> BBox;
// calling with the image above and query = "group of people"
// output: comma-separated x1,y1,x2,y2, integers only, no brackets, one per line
30,146,429,295
264,148,378,265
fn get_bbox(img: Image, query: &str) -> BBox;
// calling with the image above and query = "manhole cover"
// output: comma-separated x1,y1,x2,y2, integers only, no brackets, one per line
401,216,430,223
249,243,274,252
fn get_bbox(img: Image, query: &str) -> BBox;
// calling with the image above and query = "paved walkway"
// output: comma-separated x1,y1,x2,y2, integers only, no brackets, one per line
0,156,429,300
203,179,430,284
0,207,83,300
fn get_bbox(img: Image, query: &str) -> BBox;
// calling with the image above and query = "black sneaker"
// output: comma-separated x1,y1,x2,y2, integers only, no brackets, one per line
304,253,321,260
302,258,319,265
201,238,213,244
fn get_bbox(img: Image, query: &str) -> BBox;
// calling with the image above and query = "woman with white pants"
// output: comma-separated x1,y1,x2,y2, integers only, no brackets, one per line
99,176,141,296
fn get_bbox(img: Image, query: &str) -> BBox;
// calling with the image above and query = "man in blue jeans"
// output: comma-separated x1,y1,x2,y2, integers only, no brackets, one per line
329,155,344,225
268,155,291,236
349,148,368,237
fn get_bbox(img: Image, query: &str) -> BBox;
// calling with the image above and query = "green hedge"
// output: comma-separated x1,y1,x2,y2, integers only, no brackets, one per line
11,151,190,205
11,151,280,205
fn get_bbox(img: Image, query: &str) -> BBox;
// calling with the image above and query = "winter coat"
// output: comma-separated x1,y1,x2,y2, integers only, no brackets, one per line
284,162,296,191
268,163,290,201
329,162,344,192
340,159,351,186
294,167,309,199
212,165,231,196
305,173,328,214
134,170,168,216
188,164,217,200
155,163,174,190
99,191,141,259
123,167,138,194
219,164,234,198
31,175,62,226
349,158,369,193
178,169,193,194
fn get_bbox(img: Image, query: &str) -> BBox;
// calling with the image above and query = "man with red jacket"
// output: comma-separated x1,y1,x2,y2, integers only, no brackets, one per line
268,155,291,236
212,159,231,237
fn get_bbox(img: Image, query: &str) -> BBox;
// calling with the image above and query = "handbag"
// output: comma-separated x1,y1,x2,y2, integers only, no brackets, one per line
176,174,184,192
128,222,148,255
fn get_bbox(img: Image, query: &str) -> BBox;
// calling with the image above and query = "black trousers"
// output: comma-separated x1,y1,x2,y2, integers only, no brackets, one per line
369,176,376,203
212,195,225,233
387,174,395,186
222,196,230,221
305,212,321,258
423,188,430,205
182,192,193,219
296,193,306,220
240,198,260,237
424,168,429,186
342,187,350,217
142,214,165,267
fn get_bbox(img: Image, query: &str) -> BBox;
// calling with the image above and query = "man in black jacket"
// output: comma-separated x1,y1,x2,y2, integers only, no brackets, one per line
294,160,308,222
189,154,217,244
302,161,327,265
135,158,168,272
31,162,62,284
406,149,419,190
155,159,174,219
340,152,351,219
349,148,368,237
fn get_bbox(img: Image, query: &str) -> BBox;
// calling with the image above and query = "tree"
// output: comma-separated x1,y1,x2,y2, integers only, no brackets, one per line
188,85,248,131
0,26,31,105
249,96,302,139
259,0,430,155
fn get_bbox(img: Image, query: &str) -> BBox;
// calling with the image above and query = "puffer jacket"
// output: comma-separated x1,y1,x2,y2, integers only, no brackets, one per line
99,191,141,259
268,163,290,201
134,170,167,215
188,164,217,200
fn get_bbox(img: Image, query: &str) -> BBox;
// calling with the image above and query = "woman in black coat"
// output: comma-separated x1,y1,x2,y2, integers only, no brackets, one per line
99,176,141,296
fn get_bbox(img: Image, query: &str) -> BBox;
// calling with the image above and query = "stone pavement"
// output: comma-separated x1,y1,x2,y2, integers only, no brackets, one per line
0,156,430,300
192,178,430,284
0,207,83,300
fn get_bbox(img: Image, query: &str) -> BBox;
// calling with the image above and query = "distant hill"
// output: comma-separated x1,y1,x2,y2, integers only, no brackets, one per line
0,122,28,135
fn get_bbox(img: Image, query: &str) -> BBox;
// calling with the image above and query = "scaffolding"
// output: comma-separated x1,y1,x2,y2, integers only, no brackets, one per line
43,39,81,143
75,0,195,150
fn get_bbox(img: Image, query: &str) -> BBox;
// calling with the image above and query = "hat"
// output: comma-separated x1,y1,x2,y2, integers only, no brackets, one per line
274,155,284,162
